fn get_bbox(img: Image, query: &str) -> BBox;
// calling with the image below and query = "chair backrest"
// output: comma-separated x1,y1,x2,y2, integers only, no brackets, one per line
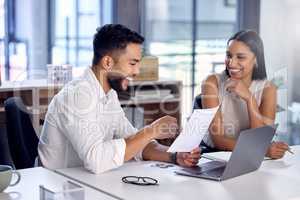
4,97,39,169
0,128,14,167
193,94,203,110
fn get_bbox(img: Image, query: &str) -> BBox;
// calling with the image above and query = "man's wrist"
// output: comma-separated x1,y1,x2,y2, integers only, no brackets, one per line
144,125,155,140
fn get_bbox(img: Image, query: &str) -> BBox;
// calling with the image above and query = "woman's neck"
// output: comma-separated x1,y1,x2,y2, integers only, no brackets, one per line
242,73,253,88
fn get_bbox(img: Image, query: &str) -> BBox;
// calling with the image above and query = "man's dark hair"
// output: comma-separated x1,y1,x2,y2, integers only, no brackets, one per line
92,24,144,66
225,30,267,80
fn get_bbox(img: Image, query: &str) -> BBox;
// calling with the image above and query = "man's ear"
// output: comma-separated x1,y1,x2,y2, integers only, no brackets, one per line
101,55,114,71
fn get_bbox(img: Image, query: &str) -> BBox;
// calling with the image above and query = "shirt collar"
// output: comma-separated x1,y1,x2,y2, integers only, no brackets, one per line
83,67,117,100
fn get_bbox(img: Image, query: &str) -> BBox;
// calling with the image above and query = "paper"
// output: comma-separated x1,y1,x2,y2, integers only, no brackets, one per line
167,106,219,153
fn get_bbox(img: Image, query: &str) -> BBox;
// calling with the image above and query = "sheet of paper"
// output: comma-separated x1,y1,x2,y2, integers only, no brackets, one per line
167,106,219,153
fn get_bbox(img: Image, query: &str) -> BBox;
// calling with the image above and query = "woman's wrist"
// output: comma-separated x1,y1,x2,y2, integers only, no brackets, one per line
245,94,255,105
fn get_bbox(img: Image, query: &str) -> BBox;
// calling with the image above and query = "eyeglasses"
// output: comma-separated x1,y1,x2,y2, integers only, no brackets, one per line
151,163,174,169
122,176,159,186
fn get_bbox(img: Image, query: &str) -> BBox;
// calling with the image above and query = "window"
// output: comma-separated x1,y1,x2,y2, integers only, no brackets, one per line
0,0,28,81
194,0,237,95
142,0,237,120
0,0,4,82
51,0,113,71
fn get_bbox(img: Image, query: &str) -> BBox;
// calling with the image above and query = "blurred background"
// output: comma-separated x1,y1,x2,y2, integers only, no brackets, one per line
0,0,299,144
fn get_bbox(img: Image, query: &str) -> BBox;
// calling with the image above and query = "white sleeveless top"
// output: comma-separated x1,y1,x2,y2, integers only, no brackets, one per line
203,72,267,147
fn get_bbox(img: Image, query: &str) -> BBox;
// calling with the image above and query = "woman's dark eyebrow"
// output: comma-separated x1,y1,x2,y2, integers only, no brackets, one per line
227,52,248,56
130,59,140,63
236,53,248,56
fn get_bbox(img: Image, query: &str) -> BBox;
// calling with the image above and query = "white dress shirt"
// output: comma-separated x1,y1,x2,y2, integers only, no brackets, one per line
38,67,143,174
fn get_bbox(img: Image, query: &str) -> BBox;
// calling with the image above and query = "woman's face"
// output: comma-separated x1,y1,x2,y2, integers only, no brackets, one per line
225,40,256,80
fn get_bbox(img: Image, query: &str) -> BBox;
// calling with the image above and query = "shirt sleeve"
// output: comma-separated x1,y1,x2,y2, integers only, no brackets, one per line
57,84,127,174
115,112,147,161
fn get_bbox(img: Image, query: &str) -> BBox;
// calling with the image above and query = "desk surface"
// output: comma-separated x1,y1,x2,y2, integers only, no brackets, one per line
0,167,117,200
55,145,300,200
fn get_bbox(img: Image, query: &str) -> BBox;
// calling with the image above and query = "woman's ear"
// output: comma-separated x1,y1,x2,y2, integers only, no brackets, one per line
101,55,114,71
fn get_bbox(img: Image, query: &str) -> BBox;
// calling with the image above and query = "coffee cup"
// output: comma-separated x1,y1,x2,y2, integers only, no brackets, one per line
0,165,21,192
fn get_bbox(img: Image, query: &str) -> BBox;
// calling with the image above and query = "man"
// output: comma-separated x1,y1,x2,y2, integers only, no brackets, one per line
38,24,201,174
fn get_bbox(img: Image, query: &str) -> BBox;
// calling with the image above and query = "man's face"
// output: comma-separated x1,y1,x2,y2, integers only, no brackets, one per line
107,43,142,92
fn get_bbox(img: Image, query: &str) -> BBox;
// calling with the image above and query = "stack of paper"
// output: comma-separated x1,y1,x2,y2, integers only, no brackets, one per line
168,106,219,153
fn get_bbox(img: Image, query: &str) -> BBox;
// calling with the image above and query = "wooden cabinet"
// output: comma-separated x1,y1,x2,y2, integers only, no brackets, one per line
0,79,182,138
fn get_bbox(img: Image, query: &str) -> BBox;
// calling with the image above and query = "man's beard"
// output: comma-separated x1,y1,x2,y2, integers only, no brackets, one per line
107,72,131,99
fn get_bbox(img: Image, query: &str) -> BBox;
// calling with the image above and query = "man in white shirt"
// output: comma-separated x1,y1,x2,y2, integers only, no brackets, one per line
38,24,201,174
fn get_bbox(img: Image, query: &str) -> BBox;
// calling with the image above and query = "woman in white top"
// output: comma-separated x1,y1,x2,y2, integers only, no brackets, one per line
201,30,288,159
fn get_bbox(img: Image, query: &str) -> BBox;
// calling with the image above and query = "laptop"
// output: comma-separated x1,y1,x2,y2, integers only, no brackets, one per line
175,125,276,181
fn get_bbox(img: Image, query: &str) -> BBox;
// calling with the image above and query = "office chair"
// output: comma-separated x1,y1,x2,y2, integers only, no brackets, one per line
193,94,220,153
4,97,39,169
0,128,14,167
193,94,203,109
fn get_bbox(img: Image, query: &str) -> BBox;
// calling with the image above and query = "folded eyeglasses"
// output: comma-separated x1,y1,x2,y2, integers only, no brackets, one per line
122,176,159,186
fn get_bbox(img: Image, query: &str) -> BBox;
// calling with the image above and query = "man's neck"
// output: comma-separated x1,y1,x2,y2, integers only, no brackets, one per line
91,65,111,93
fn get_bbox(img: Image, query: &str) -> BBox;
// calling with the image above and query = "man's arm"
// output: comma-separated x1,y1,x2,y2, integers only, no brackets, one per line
142,141,201,167
122,115,201,167
123,116,178,161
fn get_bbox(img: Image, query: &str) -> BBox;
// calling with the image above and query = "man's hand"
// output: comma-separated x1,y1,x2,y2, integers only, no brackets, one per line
266,141,289,159
176,147,201,167
146,116,179,140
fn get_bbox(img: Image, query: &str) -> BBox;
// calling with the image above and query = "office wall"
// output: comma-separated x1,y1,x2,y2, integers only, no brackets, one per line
260,0,300,103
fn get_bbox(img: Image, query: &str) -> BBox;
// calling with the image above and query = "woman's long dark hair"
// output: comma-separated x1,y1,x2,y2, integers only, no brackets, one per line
225,30,267,80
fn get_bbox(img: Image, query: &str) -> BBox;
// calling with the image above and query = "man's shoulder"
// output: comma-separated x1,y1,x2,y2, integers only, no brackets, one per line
51,77,96,110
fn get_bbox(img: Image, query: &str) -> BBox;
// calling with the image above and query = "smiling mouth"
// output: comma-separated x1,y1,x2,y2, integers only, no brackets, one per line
228,68,242,73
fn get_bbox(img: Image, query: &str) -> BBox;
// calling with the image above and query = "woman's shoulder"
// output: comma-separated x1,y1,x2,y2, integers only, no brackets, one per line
204,72,225,84
204,74,218,84
202,74,218,92
263,80,277,93
254,79,277,101
203,72,227,87
253,79,277,90
201,72,227,95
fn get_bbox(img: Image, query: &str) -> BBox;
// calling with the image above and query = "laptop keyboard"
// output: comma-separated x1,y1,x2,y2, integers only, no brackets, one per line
181,161,226,175
202,166,226,177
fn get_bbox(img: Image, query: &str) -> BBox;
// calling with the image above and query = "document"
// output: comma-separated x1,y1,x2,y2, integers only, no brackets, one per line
168,106,219,153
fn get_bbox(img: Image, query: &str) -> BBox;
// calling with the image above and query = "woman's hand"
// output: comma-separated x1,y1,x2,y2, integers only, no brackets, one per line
266,141,289,159
225,78,252,101
176,147,201,167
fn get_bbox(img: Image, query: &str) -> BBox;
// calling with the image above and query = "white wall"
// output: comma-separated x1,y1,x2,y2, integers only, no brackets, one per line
260,0,300,132
260,0,300,103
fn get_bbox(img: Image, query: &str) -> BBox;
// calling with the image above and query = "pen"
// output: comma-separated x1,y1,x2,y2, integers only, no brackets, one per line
287,147,294,155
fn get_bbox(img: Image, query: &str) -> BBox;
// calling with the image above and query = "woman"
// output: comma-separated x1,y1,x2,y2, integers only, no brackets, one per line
201,30,288,159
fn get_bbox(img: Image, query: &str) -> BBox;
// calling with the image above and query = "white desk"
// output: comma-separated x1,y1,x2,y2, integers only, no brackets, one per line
55,145,300,200
0,167,118,200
